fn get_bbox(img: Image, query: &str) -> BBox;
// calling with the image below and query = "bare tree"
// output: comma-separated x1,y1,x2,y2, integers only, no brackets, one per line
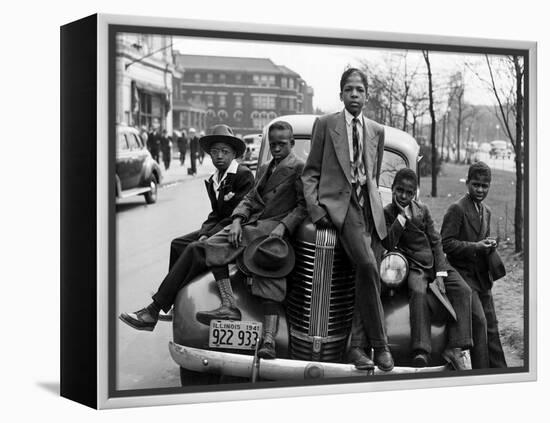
423,50,437,197
469,55,524,252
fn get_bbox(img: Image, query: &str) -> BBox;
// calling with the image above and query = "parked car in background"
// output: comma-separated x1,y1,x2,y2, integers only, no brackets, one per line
116,124,162,204
237,133,262,171
169,114,452,385
490,140,512,159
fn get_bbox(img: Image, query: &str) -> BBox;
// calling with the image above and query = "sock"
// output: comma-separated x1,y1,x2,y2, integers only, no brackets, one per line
147,301,161,316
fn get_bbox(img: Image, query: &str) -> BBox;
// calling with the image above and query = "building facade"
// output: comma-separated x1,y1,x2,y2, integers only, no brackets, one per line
173,54,314,137
116,33,177,132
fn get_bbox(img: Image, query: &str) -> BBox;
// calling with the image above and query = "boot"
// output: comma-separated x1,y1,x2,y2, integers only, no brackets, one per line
196,278,242,325
258,314,278,359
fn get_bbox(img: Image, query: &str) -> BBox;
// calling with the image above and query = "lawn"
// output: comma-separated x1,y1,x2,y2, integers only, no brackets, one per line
419,163,525,367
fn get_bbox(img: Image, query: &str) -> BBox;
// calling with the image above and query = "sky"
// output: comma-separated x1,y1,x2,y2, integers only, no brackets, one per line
172,36,507,113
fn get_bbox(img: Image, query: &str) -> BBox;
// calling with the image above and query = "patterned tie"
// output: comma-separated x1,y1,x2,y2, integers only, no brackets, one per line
352,117,365,206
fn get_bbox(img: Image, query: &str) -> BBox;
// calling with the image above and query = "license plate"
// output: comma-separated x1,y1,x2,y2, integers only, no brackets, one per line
208,320,262,350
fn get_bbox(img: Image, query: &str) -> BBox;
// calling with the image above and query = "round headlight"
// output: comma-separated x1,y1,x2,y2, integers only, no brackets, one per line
380,252,409,288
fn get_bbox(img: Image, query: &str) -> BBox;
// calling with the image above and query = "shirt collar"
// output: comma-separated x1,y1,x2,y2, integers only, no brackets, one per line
212,159,239,187
344,108,364,127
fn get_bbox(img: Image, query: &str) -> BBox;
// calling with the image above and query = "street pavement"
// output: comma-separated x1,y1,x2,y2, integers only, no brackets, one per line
116,156,216,391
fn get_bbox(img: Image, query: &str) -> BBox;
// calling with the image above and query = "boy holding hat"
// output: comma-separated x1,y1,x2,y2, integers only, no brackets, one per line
120,124,254,330
196,120,307,359
381,168,473,369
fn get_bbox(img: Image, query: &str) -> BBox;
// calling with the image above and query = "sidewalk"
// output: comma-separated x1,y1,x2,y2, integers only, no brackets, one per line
158,154,216,187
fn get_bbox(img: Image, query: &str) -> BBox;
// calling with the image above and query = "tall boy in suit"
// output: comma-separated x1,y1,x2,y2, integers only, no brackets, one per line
441,161,507,369
301,68,393,371
383,168,472,369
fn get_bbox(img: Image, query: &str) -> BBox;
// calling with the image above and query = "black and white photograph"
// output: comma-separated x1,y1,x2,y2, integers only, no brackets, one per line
111,23,531,398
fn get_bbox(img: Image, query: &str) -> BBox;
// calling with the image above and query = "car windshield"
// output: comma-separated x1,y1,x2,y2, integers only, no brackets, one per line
265,137,408,189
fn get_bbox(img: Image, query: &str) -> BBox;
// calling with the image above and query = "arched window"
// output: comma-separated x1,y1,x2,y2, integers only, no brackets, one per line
234,110,243,122
218,110,228,121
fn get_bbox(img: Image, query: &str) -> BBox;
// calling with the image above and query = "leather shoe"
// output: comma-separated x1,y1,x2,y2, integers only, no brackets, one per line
442,347,469,371
412,351,429,368
373,346,394,372
119,307,158,331
196,305,242,326
347,347,375,370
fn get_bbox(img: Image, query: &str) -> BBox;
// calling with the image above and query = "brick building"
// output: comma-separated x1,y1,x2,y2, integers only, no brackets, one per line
172,54,314,136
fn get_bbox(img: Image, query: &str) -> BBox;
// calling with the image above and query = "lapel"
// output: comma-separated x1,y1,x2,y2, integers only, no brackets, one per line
362,117,377,180
464,195,482,236
218,172,235,208
479,202,489,237
329,111,352,183
404,201,424,234
263,153,295,193
205,176,216,204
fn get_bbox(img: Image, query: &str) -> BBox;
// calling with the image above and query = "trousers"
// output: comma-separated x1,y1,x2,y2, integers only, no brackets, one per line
470,288,507,368
152,241,208,313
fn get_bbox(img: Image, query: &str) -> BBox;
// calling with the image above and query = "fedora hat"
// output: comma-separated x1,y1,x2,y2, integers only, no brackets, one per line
243,235,295,278
199,124,246,158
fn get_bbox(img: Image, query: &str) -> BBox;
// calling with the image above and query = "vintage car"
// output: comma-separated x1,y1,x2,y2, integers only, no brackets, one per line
116,124,162,204
489,140,512,159
169,114,452,385
238,133,262,171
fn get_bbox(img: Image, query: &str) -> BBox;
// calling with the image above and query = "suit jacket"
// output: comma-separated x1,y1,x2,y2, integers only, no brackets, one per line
301,110,386,239
204,152,307,268
198,164,255,238
383,200,449,272
232,151,307,236
440,194,492,291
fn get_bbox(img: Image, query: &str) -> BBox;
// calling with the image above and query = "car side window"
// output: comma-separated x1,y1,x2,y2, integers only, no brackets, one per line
127,133,140,150
117,133,129,151
379,150,408,188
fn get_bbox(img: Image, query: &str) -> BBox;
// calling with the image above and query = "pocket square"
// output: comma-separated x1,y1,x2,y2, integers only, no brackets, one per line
224,191,235,201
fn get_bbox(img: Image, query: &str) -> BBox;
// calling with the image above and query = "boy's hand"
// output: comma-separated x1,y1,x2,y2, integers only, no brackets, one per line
475,239,494,253
435,276,446,294
229,219,243,247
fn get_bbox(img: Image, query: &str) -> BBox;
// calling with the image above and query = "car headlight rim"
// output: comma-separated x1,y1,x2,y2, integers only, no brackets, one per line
379,251,409,289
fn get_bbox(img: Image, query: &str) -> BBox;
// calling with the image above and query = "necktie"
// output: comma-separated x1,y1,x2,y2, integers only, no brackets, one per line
352,118,365,206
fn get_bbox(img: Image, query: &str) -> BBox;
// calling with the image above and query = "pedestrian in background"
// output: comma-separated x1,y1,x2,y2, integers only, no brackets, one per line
160,129,172,170
177,128,188,166
188,128,199,175
147,127,161,164
198,130,206,164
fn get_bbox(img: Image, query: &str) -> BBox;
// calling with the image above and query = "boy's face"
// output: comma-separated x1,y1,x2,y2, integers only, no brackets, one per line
392,178,416,208
209,142,235,172
269,129,293,162
467,174,491,203
340,73,367,117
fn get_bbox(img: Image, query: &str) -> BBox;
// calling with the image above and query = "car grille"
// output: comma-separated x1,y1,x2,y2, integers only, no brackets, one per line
287,228,355,362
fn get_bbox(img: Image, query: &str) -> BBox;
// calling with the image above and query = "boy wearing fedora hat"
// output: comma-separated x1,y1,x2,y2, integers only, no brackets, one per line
119,125,254,331
196,120,307,359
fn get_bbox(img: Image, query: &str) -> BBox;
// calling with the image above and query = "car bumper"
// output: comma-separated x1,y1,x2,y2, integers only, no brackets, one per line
169,342,450,381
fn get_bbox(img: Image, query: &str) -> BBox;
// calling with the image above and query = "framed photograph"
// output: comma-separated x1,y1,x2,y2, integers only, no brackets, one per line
60,13,537,409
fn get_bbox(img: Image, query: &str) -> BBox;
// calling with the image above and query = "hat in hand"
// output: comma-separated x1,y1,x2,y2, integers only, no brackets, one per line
243,235,295,278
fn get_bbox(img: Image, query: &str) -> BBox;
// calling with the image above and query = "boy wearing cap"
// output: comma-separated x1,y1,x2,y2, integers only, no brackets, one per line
120,125,254,330
382,168,472,369
197,120,307,359
441,161,507,369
